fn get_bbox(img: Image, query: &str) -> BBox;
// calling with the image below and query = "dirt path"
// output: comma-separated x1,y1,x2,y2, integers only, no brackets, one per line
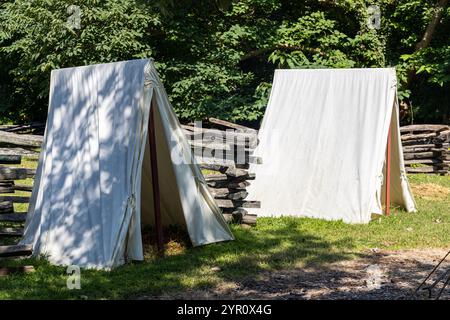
143,248,450,300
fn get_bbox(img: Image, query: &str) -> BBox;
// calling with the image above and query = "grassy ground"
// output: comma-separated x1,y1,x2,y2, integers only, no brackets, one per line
0,157,449,299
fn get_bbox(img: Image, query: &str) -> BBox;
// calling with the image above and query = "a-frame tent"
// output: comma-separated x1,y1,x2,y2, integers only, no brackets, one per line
20,59,234,269
247,68,417,224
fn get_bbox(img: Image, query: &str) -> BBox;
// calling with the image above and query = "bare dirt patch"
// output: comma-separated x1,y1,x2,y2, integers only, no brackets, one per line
410,183,450,201
140,248,450,300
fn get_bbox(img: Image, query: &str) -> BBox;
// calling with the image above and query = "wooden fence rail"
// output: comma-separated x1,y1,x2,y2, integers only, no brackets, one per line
183,119,260,226
401,124,450,175
0,154,34,274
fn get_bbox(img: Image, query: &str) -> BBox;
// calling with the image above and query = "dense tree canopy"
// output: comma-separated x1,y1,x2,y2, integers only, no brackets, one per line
0,0,448,125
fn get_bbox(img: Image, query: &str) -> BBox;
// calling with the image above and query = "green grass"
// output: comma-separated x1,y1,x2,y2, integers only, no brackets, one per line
408,173,450,188
0,157,449,299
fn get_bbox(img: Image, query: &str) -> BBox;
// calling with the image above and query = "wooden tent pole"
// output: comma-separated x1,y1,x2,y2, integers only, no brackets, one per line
385,124,392,216
148,99,164,256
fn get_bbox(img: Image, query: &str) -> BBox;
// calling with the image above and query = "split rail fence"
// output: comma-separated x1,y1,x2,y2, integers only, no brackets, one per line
401,124,450,175
0,155,35,276
183,118,261,226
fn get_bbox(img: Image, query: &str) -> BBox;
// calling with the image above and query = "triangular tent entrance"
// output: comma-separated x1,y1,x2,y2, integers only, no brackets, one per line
20,59,234,269
247,68,416,223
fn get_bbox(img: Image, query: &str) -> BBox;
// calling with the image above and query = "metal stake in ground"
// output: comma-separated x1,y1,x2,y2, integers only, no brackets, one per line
148,98,164,257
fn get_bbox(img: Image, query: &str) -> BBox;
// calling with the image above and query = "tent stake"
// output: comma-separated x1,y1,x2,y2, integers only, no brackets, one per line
148,100,164,256
385,123,392,216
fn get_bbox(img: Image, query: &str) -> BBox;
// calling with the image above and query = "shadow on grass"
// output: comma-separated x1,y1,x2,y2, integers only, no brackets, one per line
217,251,450,300
0,219,359,300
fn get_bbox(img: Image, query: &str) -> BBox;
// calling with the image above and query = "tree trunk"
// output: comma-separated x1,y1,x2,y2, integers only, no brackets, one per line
415,0,448,51
407,0,449,84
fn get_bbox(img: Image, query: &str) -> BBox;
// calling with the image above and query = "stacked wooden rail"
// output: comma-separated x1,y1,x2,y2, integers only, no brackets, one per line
0,126,40,275
0,157,35,276
0,122,45,135
401,124,450,175
183,118,261,226
0,129,42,157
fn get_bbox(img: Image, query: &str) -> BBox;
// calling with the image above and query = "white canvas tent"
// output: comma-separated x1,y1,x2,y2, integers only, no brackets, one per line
20,59,234,269
247,68,416,224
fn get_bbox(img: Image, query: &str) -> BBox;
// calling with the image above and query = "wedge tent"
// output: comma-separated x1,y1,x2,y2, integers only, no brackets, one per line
20,59,234,269
247,68,417,223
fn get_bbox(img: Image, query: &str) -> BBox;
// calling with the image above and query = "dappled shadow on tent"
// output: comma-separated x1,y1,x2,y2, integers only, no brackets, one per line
23,64,140,266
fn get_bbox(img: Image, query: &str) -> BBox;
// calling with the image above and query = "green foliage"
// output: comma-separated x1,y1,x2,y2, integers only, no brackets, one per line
0,0,154,121
0,0,448,124
384,0,449,123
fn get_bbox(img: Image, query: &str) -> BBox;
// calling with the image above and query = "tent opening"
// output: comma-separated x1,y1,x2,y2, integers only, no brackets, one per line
140,100,188,247
379,100,414,214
